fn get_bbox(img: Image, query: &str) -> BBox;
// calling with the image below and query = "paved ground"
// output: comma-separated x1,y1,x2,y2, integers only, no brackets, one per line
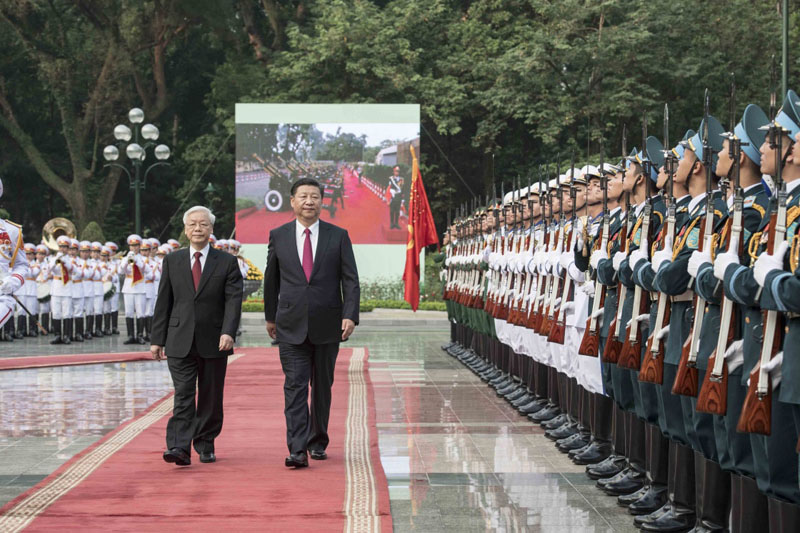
0,310,636,531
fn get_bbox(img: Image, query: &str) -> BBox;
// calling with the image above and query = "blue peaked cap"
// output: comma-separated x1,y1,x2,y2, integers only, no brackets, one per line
732,104,769,166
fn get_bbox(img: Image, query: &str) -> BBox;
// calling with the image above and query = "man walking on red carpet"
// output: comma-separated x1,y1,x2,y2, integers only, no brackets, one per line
264,177,360,468
151,206,243,466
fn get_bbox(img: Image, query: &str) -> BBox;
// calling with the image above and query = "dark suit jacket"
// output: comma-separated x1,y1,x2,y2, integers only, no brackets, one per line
151,247,243,358
263,219,360,345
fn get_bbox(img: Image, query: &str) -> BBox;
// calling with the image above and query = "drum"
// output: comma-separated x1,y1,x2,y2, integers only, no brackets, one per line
37,283,51,303
103,281,115,300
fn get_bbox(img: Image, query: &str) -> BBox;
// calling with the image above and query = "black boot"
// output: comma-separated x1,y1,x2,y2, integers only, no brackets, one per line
641,443,696,532
42,312,51,334
689,456,729,532
93,314,104,337
767,496,800,533
62,318,72,344
123,317,137,344
112,311,120,334
14,315,25,338
84,315,93,340
50,319,64,344
143,316,151,342
73,318,84,342
731,474,768,533
103,313,112,335
135,318,145,345
4,320,15,341
27,315,37,336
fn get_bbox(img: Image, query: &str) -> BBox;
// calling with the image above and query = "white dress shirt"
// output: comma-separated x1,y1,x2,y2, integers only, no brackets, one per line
296,219,320,264
190,243,210,273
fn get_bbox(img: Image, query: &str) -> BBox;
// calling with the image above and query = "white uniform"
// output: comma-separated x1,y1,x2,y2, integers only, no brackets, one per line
49,252,73,320
144,256,156,316
0,219,30,328
70,255,85,317
122,252,146,318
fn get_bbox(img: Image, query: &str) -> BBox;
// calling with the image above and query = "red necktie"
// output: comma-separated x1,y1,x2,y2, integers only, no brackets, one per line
192,251,202,290
302,228,313,282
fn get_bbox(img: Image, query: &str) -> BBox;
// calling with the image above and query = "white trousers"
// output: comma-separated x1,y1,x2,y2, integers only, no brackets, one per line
123,293,146,318
0,296,13,328
51,295,72,319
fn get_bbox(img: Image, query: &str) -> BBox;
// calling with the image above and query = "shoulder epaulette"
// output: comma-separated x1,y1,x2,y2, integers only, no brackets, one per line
4,219,22,229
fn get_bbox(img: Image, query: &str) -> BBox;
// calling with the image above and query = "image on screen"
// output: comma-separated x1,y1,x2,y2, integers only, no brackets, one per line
235,122,420,245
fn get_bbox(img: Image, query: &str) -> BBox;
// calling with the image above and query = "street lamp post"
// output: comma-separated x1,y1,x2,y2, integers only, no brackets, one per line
103,108,171,235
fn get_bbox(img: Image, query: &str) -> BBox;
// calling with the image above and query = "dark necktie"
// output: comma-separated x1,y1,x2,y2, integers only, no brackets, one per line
302,228,313,282
192,251,202,290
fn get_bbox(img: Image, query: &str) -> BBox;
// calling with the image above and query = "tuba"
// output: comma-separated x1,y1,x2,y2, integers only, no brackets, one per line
42,217,77,252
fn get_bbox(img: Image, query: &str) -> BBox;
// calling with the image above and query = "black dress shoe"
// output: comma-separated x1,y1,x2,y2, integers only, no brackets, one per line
199,452,216,463
628,484,668,515
529,405,560,423
571,441,612,465
542,413,569,430
597,467,632,489
557,433,590,452
163,448,191,466
640,504,695,532
518,398,548,414
285,452,308,468
634,502,672,528
309,450,327,460
587,455,627,480
618,484,649,506
602,469,645,496
546,422,578,440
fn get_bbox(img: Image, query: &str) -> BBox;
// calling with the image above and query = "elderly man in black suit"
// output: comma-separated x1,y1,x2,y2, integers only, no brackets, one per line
264,177,360,468
151,205,243,466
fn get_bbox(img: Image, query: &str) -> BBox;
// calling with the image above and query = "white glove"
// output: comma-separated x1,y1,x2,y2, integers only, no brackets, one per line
612,251,626,271
0,276,19,295
651,247,672,273
655,324,670,341
568,263,585,283
688,249,712,279
723,339,744,373
629,248,647,270
714,250,739,282
590,249,608,270
753,241,789,288
634,313,650,328
559,251,574,271
591,307,605,320
580,280,595,296
560,301,574,316
747,351,784,388
553,297,562,310
526,255,537,275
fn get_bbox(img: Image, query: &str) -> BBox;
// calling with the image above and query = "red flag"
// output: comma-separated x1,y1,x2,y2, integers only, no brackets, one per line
403,145,439,311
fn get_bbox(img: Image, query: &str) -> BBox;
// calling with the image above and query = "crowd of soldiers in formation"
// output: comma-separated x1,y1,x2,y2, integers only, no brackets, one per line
437,90,800,532
2,235,249,345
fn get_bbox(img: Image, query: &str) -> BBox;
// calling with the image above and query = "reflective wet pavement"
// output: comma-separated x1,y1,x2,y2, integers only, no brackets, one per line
0,313,635,531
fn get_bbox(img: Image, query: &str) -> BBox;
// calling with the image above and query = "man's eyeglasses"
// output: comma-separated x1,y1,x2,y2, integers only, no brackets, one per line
186,222,212,229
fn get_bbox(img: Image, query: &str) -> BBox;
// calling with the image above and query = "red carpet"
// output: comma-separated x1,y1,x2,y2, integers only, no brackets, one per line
236,166,408,244
0,351,151,371
0,347,392,532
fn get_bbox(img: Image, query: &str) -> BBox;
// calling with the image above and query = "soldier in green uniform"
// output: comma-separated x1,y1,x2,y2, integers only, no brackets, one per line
691,103,771,531
728,92,800,528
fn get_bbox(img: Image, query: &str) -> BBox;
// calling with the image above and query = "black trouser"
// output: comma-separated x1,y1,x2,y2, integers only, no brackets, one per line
279,338,340,454
389,196,401,227
166,346,229,455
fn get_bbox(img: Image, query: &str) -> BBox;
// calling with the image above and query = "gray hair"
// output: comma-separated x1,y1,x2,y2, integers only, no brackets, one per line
182,205,216,225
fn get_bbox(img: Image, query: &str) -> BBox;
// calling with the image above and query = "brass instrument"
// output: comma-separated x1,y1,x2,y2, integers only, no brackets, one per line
42,217,77,252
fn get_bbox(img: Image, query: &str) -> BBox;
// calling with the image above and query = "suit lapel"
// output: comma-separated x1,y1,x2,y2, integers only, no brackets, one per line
195,247,220,298
310,221,331,281
179,249,195,295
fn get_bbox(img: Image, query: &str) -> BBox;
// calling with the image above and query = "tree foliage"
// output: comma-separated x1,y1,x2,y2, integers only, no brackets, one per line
0,0,792,242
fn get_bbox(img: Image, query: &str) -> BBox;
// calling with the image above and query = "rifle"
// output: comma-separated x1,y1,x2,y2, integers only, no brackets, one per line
619,115,653,369
579,148,607,357
529,166,549,331
541,159,564,337
603,126,631,363
549,153,577,344
697,80,743,412
532,166,553,332
738,64,785,435
524,168,543,328
514,172,534,325
641,105,674,384
674,90,715,396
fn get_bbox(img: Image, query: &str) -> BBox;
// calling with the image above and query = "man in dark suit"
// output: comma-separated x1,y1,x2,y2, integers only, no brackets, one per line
264,177,360,468
151,205,243,466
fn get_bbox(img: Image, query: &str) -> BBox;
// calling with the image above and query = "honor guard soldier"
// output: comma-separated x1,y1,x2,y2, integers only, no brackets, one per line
122,234,147,344
99,246,113,335
49,235,73,344
388,166,405,229
718,90,800,528
209,234,217,249
105,241,121,334
35,243,50,334
18,243,38,337
141,238,157,342
0,178,31,338
78,240,93,340
68,238,85,342
167,239,180,251
89,241,106,337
